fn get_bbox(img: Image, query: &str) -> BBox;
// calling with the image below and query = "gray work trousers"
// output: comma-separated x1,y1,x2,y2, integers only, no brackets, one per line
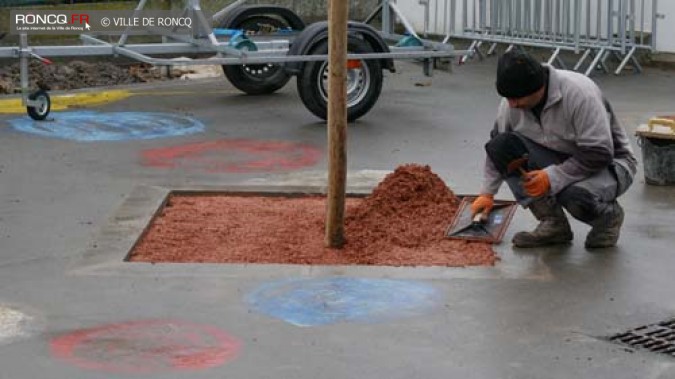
491,134,633,225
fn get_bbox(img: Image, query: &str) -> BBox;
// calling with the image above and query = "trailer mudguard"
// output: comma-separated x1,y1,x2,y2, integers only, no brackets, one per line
217,5,306,31
285,21,395,76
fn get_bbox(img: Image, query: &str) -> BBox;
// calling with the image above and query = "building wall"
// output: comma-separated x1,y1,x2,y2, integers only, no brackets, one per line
656,1,675,53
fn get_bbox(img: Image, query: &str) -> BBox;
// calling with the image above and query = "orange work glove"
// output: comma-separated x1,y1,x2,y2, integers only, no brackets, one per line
471,194,494,216
523,169,551,197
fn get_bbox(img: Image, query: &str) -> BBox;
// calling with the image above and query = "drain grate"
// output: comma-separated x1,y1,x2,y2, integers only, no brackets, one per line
609,318,675,357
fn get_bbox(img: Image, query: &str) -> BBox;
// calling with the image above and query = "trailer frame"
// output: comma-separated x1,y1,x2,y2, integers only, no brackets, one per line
0,0,469,120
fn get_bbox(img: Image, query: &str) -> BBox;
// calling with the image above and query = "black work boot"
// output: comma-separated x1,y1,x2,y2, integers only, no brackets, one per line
512,198,574,248
585,201,624,249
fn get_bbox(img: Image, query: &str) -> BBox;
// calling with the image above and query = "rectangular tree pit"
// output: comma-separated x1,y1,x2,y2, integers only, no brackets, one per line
128,165,498,267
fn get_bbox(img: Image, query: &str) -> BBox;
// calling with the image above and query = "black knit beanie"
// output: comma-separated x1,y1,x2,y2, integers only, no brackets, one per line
496,51,545,98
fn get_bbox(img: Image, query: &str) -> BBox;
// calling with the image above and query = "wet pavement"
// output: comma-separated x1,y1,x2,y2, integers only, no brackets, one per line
1,59,674,378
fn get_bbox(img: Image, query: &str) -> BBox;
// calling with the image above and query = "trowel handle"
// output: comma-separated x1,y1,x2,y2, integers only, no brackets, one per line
473,212,488,224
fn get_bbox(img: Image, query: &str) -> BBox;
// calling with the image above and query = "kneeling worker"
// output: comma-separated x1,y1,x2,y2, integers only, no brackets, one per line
471,51,637,248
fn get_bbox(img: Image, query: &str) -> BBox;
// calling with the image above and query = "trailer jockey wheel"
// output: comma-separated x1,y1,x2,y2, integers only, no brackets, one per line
27,90,51,121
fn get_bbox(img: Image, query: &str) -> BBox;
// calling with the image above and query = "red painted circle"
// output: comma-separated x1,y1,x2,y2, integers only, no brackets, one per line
50,320,240,373
141,139,322,173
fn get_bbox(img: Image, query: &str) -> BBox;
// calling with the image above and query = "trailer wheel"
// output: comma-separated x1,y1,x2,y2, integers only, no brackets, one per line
222,15,291,95
297,37,383,122
27,90,50,121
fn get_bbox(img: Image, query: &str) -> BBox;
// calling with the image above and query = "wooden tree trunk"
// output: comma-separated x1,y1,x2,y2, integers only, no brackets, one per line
324,0,349,248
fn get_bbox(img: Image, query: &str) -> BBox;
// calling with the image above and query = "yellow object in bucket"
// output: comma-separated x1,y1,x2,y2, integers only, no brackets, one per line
636,116,675,140
636,116,675,185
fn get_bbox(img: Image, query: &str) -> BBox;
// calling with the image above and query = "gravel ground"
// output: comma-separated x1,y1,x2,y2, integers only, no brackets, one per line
0,59,196,94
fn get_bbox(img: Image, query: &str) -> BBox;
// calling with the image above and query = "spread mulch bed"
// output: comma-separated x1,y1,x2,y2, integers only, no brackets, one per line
129,164,498,267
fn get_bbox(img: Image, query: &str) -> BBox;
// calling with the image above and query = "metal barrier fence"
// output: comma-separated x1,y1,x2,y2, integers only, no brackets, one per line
420,0,662,76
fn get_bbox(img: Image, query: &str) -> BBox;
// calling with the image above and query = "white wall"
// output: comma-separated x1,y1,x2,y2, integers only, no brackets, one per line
394,0,674,53
656,1,675,52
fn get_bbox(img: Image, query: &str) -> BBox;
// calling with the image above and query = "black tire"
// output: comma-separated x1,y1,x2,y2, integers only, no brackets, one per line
297,37,383,122
27,90,50,121
222,15,291,95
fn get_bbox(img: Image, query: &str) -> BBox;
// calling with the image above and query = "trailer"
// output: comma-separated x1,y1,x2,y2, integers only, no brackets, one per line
0,0,467,121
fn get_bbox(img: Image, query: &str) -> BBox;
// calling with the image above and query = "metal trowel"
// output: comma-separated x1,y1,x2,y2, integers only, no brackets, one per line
445,197,518,243
448,211,491,239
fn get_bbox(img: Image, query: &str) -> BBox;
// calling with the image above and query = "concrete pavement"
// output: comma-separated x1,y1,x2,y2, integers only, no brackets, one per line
1,59,674,378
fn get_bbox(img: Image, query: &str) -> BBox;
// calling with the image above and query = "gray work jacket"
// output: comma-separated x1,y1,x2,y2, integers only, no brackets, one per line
480,66,637,196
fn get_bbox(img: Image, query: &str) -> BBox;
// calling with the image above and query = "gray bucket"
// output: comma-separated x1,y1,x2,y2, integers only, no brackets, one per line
638,131,675,186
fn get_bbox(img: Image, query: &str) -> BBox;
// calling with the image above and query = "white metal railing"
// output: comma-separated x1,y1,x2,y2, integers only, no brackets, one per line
420,0,662,76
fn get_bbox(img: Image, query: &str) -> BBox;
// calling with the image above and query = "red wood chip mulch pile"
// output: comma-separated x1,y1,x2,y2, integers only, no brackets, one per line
130,164,497,266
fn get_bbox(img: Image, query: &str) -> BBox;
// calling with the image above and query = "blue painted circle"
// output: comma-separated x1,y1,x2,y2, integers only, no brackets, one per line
8,111,204,141
246,277,440,326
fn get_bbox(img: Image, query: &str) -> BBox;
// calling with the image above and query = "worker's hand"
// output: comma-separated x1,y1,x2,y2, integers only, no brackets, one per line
523,169,550,197
471,194,494,216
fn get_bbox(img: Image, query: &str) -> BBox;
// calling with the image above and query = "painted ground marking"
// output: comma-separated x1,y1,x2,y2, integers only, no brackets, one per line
141,138,322,173
7,111,204,141
50,319,240,373
0,90,132,114
246,277,440,327
0,89,240,114
0,306,32,345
